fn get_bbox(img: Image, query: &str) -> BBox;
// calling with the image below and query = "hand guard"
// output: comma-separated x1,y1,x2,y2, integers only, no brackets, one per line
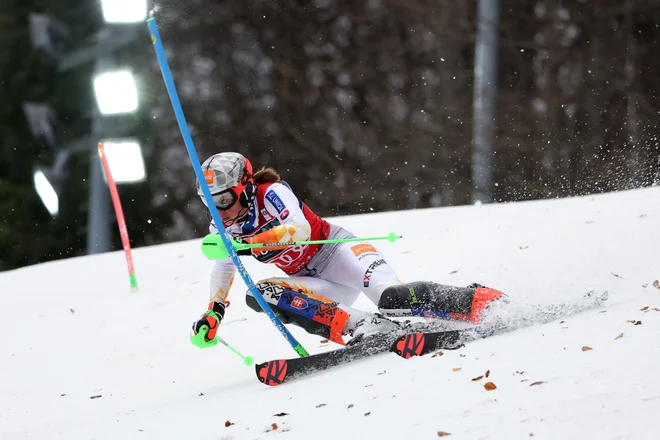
231,237,253,256
190,301,226,348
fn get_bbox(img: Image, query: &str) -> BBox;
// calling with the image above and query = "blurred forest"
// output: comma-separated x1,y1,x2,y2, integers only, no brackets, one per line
151,0,660,237
2,0,659,270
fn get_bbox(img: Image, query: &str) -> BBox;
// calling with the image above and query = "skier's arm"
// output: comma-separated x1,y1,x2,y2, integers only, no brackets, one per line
209,258,236,303
191,257,235,345
245,183,311,249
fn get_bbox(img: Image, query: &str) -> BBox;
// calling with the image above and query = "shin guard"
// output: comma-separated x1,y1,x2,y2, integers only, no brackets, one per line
246,281,349,345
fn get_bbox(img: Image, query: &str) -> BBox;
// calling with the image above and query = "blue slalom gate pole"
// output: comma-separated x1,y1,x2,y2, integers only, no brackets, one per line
146,17,308,358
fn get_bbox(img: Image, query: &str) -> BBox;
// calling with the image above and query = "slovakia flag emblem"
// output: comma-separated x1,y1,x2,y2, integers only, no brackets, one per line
291,296,308,309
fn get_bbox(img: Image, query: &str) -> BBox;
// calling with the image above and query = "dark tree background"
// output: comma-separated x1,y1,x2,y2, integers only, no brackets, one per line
2,0,659,270
0,0,171,270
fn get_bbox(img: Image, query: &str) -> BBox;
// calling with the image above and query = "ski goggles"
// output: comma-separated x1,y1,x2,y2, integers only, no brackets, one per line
211,188,239,210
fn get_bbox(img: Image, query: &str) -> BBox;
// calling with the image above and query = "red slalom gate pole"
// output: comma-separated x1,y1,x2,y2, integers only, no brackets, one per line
98,142,139,293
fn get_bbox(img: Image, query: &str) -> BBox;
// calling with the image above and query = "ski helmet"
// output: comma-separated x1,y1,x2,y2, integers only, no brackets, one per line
197,152,255,210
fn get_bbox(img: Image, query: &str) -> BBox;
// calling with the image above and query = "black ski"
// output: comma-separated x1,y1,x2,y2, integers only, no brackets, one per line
390,329,475,358
255,334,396,386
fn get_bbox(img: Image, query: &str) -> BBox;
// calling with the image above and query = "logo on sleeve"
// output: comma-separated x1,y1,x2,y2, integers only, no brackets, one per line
265,190,286,214
280,209,290,220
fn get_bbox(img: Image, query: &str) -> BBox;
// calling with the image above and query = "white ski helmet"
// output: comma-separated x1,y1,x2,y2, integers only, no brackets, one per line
197,152,255,210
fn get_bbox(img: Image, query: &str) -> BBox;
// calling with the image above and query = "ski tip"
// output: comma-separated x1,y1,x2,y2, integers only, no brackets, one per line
256,360,288,386
390,333,426,359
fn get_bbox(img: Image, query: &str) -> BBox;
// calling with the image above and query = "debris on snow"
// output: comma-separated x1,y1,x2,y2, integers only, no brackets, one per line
615,333,624,340
581,346,593,352
484,382,497,391
224,420,234,427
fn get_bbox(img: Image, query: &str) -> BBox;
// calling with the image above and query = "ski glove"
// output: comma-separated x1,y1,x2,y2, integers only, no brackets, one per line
191,300,226,345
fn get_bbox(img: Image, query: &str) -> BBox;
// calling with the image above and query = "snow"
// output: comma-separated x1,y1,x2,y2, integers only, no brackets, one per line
1,186,659,440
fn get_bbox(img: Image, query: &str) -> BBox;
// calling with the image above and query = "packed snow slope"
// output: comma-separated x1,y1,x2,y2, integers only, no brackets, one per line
1,187,659,440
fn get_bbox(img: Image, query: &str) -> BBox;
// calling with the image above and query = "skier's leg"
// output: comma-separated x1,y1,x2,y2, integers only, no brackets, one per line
292,242,405,343
311,240,403,305
245,276,399,345
304,236,508,325
378,281,507,324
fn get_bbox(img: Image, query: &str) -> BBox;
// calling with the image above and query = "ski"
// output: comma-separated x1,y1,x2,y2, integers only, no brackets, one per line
255,334,396,386
390,328,487,358
256,290,608,384
390,290,609,358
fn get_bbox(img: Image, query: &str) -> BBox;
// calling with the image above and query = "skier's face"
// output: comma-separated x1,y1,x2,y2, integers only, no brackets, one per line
219,202,248,227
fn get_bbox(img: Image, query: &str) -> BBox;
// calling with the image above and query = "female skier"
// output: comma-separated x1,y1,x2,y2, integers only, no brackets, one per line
191,152,505,346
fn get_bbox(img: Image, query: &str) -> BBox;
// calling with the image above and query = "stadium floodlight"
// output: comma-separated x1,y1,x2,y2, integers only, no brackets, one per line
93,70,139,115
102,139,146,183
32,149,71,216
101,0,148,24
34,169,60,216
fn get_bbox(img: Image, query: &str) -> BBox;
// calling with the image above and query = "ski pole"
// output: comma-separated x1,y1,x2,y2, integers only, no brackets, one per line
201,232,403,260
217,336,254,366
148,17,308,358
190,327,255,366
